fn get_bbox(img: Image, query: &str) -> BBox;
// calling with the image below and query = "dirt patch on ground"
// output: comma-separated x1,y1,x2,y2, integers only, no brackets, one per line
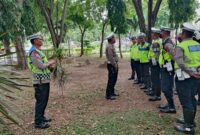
8,56,200,135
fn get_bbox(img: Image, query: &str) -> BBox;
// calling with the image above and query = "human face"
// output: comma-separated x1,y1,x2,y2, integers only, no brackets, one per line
34,38,43,47
111,37,116,44
131,39,136,44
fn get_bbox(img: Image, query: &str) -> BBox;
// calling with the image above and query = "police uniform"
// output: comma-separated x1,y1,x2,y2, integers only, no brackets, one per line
27,33,52,129
148,28,162,100
159,27,176,113
105,33,119,100
129,37,140,82
129,37,136,80
138,33,150,90
173,23,200,134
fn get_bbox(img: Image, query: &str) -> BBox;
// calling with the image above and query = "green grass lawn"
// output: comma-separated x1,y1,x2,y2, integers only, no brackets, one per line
51,109,199,135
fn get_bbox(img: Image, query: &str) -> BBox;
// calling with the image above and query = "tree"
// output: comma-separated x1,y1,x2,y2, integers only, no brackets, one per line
132,0,162,33
168,0,198,44
168,0,198,28
107,0,128,58
36,0,69,48
68,0,94,56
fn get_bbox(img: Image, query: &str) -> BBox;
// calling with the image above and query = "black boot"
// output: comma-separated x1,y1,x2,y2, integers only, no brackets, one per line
174,109,195,134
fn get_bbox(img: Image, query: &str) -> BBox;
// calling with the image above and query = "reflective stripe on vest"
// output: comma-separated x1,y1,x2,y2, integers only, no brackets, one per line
139,43,150,63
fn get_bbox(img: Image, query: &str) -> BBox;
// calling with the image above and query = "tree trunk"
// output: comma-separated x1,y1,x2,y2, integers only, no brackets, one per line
147,0,153,44
100,21,107,58
152,0,162,26
3,39,11,54
80,29,86,57
15,36,27,69
3,39,12,65
132,0,146,33
118,34,123,58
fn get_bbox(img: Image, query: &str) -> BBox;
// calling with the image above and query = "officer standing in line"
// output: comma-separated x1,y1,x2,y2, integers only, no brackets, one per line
105,33,119,100
27,33,55,129
133,35,142,85
158,27,176,113
128,36,137,80
148,28,162,100
138,33,150,90
173,23,200,134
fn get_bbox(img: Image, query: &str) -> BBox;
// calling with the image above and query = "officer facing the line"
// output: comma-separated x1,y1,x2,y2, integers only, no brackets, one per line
105,33,119,100
173,23,200,134
158,27,176,113
27,33,55,129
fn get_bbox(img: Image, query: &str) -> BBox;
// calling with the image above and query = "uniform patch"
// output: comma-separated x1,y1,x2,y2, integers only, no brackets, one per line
188,45,200,52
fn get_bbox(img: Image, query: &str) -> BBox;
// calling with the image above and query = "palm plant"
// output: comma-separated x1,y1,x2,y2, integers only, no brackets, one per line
0,53,30,131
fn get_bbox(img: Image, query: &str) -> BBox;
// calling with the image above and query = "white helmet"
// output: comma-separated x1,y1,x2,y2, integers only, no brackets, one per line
194,30,200,40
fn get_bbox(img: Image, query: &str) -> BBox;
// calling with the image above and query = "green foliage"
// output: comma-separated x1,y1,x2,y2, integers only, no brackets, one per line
168,0,198,28
106,0,128,34
21,0,43,35
0,0,18,40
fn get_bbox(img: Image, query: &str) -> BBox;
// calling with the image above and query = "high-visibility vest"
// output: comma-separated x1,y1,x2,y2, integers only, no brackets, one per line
130,44,139,60
27,46,51,81
139,42,150,63
174,39,200,69
148,39,162,60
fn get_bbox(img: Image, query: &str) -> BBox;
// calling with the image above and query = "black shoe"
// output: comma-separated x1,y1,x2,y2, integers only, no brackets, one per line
106,96,116,100
43,117,52,122
174,123,195,134
133,80,140,84
146,92,155,96
176,118,196,127
149,96,161,101
35,122,50,129
160,107,176,113
128,77,134,80
158,104,169,109
140,85,147,89
112,94,119,96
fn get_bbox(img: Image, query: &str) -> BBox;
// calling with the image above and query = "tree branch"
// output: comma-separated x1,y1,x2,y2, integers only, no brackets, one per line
132,0,146,32
59,0,69,46
152,0,162,26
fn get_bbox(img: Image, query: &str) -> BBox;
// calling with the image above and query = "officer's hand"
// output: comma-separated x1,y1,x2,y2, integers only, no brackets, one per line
48,59,56,67
192,73,200,78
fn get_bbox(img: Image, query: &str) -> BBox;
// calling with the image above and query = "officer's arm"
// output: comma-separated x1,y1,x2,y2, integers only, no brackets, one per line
31,51,50,69
174,47,194,75
164,43,174,57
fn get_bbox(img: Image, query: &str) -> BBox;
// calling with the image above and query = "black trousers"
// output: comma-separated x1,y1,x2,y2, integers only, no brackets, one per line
150,64,161,97
130,59,135,79
140,63,150,88
34,83,50,124
134,61,141,83
106,64,118,98
160,68,175,109
176,77,199,125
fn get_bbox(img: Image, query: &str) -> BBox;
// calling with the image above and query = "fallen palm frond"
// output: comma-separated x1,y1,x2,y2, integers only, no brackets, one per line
0,66,31,129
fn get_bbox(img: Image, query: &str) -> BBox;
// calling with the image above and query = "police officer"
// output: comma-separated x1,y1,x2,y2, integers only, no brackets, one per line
128,36,137,80
148,28,162,101
158,27,176,113
138,33,150,90
133,36,142,84
105,33,119,100
27,33,55,129
173,23,200,134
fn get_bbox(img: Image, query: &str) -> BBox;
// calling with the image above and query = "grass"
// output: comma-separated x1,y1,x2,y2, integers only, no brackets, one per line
62,109,195,135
